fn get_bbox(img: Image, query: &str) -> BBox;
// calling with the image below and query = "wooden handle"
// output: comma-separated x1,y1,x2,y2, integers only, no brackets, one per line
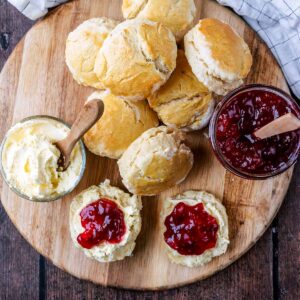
57,99,104,167
254,113,300,140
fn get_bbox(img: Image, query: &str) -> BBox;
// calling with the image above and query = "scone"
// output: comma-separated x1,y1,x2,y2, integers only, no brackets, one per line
65,17,119,89
94,19,177,101
69,180,142,262
162,191,229,267
118,126,194,195
84,91,159,159
122,0,196,42
184,18,252,95
148,50,214,131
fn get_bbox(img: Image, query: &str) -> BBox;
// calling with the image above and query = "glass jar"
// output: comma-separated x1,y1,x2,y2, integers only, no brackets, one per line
0,115,86,201
209,84,300,179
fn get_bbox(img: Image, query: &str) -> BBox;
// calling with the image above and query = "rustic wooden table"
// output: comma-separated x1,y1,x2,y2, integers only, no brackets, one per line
0,2,299,299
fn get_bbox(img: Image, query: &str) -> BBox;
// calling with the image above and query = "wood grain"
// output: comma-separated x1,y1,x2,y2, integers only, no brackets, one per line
0,5,39,300
0,0,294,291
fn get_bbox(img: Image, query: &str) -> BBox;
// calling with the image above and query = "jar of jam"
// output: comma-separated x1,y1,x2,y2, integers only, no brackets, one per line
209,84,300,179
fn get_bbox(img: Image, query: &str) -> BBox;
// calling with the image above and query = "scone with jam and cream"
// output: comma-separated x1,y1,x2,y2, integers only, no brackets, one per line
162,191,229,267
69,180,142,262
1,116,84,201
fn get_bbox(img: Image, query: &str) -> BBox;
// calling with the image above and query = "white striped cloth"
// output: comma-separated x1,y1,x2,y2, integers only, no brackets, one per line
7,0,300,98
8,0,67,20
217,0,300,98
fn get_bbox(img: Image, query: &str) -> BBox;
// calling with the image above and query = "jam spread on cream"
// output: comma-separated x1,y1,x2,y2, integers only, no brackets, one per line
216,90,300,174
164,202,219,255
77,198,126,249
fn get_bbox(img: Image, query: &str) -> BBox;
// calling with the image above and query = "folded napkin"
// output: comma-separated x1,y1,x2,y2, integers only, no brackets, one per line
7,0,300,98
8,0,68,20
217,0,300,98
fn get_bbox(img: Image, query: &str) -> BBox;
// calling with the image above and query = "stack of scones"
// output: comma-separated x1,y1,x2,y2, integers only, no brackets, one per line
66,0,252,266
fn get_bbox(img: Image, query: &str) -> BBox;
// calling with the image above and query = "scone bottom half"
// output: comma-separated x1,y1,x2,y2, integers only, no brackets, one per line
117,126,194,196
69,180,142,262
162,190,229,267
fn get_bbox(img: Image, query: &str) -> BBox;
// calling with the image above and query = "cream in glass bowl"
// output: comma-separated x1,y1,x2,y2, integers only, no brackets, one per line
0,116,86,202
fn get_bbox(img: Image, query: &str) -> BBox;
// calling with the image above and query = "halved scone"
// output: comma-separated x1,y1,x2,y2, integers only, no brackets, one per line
70,180,142,262
162,190,229,267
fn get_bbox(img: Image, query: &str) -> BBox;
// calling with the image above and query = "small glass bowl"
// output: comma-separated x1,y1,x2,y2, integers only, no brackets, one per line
209,84,300,179
0,115,86,202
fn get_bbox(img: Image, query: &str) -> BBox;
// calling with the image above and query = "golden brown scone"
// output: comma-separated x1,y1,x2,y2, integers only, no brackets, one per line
117,126,193,195
84,91,159,159
65,18,119,89
122,0,196,42
184,18,252,95
148,50,214,131
94,19,177,101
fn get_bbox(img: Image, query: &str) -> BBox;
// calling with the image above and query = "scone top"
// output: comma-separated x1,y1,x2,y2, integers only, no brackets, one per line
84,91,159,159
118,126,194,195
65,17,119,89
184,18,253,95
122,0,197,41
148,49,214,131
197,18,252,80
94,19,177,101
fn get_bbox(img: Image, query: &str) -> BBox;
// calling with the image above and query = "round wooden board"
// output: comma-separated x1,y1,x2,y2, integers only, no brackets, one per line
0,0,293,290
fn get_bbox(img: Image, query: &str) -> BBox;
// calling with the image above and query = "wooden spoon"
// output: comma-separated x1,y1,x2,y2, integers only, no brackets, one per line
55,99,104,171
253,113,300,140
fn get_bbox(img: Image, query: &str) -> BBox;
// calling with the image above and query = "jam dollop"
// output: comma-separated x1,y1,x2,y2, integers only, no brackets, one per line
164,202,219,255
216,89,300,175
77,198,126,249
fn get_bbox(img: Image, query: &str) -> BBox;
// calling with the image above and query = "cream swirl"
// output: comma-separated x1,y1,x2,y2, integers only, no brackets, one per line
1,117,84,200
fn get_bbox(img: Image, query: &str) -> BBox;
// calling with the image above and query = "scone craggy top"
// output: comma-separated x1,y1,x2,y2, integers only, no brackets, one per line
65,17,119,89
194,18,252,81
118,126,193,195
148,50,214,131
84,91,158,159
94,19,177,101
122,0,196,41
69,180,142,262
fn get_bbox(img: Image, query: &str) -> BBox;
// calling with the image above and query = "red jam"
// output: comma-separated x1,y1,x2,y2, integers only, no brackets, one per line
215,89,300,175
77,198,126,249
164,202,219,255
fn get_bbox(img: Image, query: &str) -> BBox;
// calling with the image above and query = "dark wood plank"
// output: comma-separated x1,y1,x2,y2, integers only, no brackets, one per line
0,1,33,70
277,161,300,299
0,204,40,300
